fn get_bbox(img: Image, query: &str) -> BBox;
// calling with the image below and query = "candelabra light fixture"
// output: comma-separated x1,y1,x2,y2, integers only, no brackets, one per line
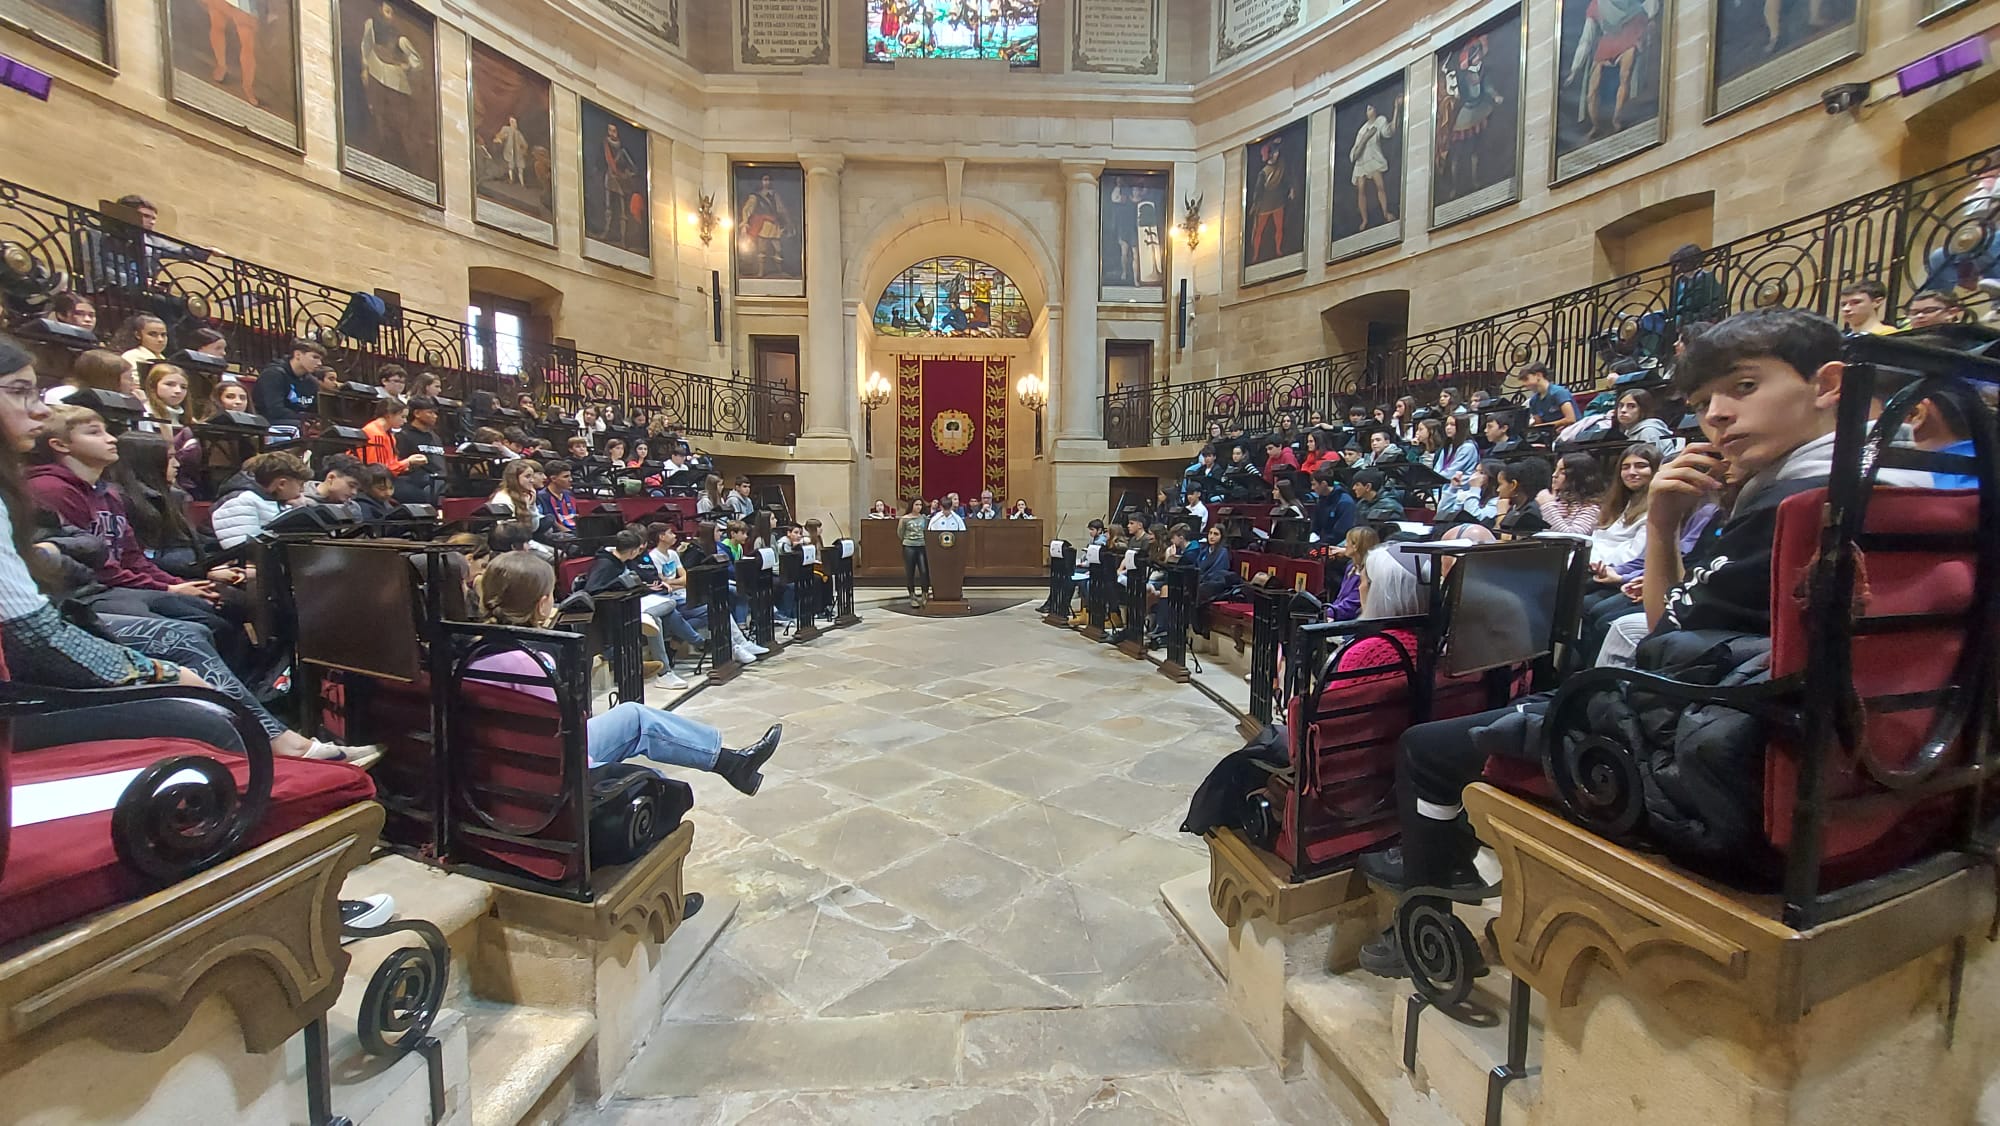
860,370,892,454
1015,371,1047,455
690,193,728,246
1178,194,1207,253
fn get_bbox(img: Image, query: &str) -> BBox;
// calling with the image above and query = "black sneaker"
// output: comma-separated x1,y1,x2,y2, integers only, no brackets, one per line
1358,926,1408,977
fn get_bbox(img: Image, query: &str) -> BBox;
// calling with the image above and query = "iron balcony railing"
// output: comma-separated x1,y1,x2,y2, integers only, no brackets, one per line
0,178,804,445
1104,142,2000,449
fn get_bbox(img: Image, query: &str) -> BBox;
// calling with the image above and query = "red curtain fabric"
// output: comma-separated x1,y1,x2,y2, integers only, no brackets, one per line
895,356,1007,505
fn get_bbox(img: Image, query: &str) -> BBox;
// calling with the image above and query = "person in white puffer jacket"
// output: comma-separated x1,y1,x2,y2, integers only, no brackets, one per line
212,451,309,549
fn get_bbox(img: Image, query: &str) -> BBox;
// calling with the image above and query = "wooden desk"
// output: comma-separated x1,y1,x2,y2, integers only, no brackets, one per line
857,519,1047,581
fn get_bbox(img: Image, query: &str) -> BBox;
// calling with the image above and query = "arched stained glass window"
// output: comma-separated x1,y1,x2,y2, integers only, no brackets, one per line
872,257,1031,338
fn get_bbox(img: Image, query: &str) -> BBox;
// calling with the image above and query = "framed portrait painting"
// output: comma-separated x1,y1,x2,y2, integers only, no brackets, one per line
333,0,442,206
732,162,805,298
580,98,651,273
162,0,304,150
1430,6,1525,230
469,40,555,245
0,0,112,68
1710,0,1863,118
1241,116,1308,287
1329,69,1406,263
1552,0,1668,184
1100,170,1168,302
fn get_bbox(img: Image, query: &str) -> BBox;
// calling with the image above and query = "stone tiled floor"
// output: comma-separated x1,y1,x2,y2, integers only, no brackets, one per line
570,597,1342,1125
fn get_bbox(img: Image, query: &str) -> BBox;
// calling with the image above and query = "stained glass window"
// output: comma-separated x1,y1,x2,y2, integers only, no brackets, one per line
865,2,1040,66
872,258,1031,338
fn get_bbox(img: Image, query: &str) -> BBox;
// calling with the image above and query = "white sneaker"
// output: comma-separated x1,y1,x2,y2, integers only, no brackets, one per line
654,669,690,690
744,640,770,656
339,893,395,931
733,644,761,664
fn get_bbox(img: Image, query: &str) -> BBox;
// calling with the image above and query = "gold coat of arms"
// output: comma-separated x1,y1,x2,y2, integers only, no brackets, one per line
930,410,975,455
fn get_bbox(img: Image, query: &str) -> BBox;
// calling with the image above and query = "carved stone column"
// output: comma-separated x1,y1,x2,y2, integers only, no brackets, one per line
801,154,847,440
1057,159,1104,444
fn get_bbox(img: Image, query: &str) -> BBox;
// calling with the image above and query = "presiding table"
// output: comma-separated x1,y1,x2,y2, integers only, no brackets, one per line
856,518,1048,582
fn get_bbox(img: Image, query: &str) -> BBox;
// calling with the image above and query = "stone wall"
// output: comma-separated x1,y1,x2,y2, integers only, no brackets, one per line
5,0,1996,521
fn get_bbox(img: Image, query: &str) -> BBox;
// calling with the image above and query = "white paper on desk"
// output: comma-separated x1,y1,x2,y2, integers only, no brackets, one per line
841,540,855,559
1086,544,1101,565
1393,522,1433,536
12,767,207,828
1124,549,1138,568
759,547,778,571
803,545,818,564
1048,539,1065,558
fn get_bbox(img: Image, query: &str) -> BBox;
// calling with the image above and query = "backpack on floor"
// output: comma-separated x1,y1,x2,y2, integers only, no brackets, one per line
587,763,693,866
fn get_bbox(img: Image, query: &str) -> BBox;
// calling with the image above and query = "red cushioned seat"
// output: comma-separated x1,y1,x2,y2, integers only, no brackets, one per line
1207,601,1253,624
449,679,582,885
1272,671,1491,872
1764,488,1979,887
557,556,592,593
440,497,490,522
1,740,376,944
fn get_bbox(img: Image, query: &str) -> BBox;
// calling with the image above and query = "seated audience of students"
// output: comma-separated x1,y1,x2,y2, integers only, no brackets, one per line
0,338,375,764
1351,308,1941,976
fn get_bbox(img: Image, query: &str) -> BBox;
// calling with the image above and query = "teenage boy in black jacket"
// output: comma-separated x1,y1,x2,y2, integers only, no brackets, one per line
1353,309,1929,976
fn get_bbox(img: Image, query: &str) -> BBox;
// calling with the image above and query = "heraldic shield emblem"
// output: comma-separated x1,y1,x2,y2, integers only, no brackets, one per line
930,409,975,455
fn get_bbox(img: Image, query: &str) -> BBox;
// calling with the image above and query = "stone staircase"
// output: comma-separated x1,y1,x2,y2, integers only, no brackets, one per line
1165,852,1545,1126
299,836,727,1126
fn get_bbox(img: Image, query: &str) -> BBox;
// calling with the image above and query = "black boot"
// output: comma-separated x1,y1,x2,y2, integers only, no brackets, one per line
1356,814,1483,894
715,724,782,795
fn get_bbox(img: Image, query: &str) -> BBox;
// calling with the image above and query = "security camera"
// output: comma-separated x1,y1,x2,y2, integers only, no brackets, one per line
1822,82,1870,115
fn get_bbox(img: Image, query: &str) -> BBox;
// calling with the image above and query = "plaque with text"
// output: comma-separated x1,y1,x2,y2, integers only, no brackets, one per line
1072,0,1160,75
1217,0,1300,62
595,0,679,52
740,0,830,67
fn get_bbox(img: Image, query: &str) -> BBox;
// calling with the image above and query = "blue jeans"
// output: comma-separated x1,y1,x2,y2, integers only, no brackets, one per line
586,701,722,770
640,597,703,667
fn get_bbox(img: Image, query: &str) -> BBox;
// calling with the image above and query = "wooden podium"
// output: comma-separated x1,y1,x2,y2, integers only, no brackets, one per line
921,529,972,616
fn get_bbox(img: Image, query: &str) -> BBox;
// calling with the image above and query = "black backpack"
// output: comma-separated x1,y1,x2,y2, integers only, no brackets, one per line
587,763,693,866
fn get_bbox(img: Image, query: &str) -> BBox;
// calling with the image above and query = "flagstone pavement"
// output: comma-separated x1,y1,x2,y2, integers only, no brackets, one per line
565,597,1345,1125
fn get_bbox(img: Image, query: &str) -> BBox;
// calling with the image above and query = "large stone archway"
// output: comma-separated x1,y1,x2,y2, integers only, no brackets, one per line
845,196,1064,518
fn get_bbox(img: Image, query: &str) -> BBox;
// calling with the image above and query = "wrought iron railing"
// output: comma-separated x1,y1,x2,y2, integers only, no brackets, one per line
1105,143,2000,448
0,178,803,445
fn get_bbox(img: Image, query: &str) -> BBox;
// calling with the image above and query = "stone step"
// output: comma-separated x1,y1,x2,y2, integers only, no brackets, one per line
280,1003,470,1126
341,854,497,1012
462,1001,595,1126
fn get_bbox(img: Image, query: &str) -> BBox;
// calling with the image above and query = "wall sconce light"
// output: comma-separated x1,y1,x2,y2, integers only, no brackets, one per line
860,370,892,454
1178,194,1206,253
1015,371,1047,456
689,192,728,246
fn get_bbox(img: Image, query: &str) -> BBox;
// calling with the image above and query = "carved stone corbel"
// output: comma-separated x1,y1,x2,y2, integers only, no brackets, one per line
0,802,384,1062
1465,783,1995,1023
1205,826,1367,929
